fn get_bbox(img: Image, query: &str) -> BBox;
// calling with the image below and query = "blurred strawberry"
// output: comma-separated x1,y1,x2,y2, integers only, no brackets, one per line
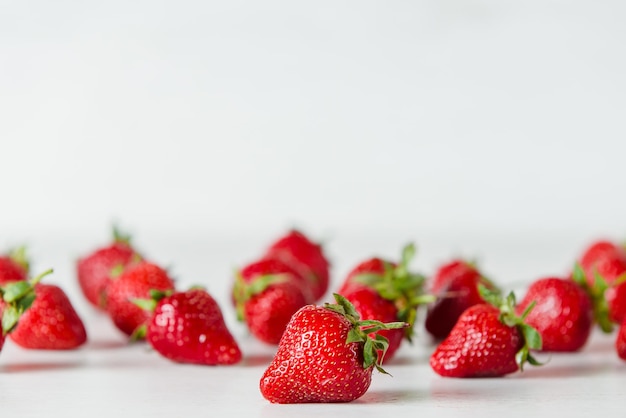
77,227,142,311
0,246,29,285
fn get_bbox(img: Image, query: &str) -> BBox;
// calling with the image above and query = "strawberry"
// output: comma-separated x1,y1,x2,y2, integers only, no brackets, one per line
232,258,311,344
10,282,87,350
430,288,542,378
617,318,626,361
260,293,406,403
516,277,593,352
142,288,241,365
0,246,29,285
337,243,428,361
0,269,53,353
339,285,405,361
571,263,618,333
264,229,330,301
605,279,626,324
106,261,175,337
76,227,142,311
424,259,497,340
577,239,626,287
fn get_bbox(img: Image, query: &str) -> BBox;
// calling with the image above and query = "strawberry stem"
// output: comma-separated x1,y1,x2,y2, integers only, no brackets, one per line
0,268,53,336
571,263,614,333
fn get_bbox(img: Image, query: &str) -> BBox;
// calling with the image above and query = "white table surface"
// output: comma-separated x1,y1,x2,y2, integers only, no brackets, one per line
1,230,625,417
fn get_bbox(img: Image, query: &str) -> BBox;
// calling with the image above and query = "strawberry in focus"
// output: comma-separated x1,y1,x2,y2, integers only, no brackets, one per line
264,229,330,301
516,277,593,352
143,288,242,365
106,261,175,338
76,227,142,311
260,293,406,403
424,259,497,340
430,288,542,378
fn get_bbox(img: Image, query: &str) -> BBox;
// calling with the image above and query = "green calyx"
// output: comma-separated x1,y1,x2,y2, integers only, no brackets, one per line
0,268,53,336
112,224,132,245
8,246,30,274
130,288,174,341
232,271,290,322
324,293,408,375
571,263,614,333
352,243,429,342
478,285,543,372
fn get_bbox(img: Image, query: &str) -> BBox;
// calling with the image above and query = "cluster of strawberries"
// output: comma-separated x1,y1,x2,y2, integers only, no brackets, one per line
2,229,626,406
427,238,626,379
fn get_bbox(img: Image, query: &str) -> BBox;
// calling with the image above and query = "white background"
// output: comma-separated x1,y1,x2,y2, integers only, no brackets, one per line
1,1,626,417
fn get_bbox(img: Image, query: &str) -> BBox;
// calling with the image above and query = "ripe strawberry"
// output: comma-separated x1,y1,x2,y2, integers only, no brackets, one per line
0,246,29,285
571,263,618,333
232,258,311,344
106,261,175,337
76,227,142,310
616,318,626,360
0,269,53,353
260,293,406,403
339,284,405,361
10,282,87,350
424,259,497,340
264,229,330,301
430,289,542,378
605,279,626,324
337,243,428,361
577,239,626,287
143,288,241,365
516,277,593,352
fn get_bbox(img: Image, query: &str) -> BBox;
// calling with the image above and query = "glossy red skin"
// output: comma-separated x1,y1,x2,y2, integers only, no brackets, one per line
430,259,476,294
10,284,87,349
578,240,626,286
338,257,394,294
106,262,175,337
147,289,241,365
430,304,523,378
77,242,140,310
425,268,486,340
264,230,330,301
244,279,309,345
606,281,626,324
237,257,315,304
617,318,626,361
260,305,372,403
0,257,28,285
516,277,593,352
340,284,404,362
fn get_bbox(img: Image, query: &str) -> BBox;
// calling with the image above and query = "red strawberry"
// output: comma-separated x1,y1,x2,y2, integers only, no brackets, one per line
424,259,497,340
10,282,87,350
233,258,311,344
264,229,330,301
0,246,29,285
144,288,241,365
106,261,175,337
606,279,626,324
430,289,542,378
339,284,404,361
77,227,142,310
616,318,626,361
516,277,593,352
337,243,427,361
577,239,626,286
0,269,53,353
260,293,406,403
